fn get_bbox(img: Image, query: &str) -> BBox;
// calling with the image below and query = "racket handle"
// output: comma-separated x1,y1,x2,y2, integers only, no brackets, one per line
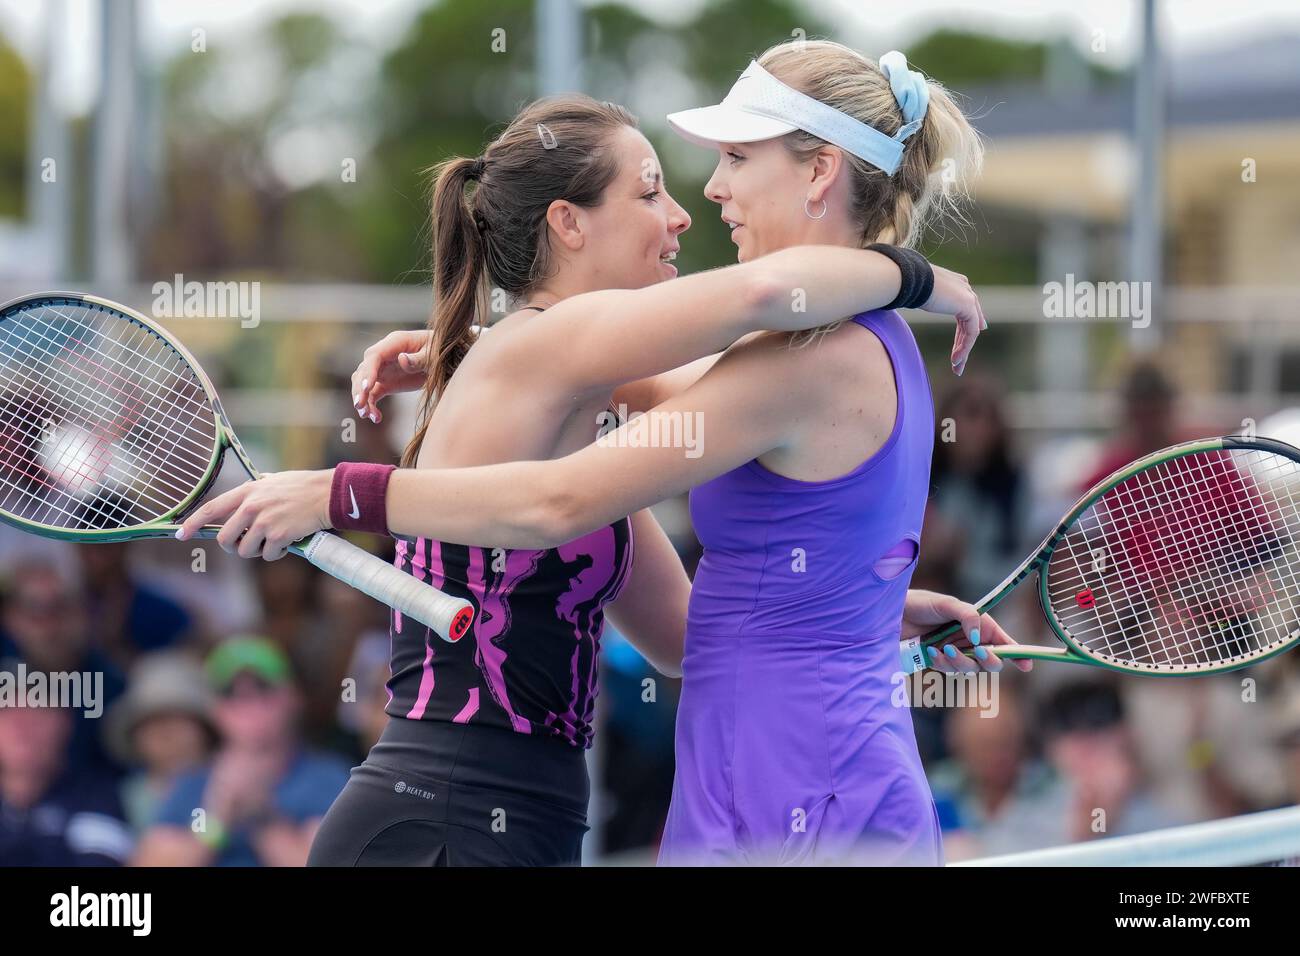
300,531,474,643
900,636,928,675
898,637,1078,673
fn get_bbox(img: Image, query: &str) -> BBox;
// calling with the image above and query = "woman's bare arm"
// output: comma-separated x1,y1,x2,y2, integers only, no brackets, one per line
499,245,904,401
603,508,692,678
382,331,823,547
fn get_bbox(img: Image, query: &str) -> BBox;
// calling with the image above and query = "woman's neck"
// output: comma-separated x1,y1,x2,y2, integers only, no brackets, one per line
526,271,606,309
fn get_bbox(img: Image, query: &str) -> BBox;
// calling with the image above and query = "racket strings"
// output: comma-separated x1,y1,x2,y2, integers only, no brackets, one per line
0,300,218,530
0,356,208,528
1046,448,1300,670
1104,463,1288,662
0,313,210,514
0,329,200,528
10,304,216,503
1139,452,1300,660
0,318,211,501
1058,453,1299,668
1050,460,1263,660
56,318,213,462
1050,451,1298,668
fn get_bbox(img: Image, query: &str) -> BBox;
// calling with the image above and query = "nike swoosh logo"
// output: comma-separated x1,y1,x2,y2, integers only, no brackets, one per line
348,486,361,520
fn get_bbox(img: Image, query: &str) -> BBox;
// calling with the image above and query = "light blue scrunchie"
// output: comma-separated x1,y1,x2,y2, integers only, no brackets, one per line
879,50,930,140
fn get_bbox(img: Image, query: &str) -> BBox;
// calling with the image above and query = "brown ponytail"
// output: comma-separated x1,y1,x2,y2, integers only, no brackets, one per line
401,96,637,467
400,156,486,467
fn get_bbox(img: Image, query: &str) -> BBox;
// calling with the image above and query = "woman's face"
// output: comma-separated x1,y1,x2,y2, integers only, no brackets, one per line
578,125,691,289
704,138,830,262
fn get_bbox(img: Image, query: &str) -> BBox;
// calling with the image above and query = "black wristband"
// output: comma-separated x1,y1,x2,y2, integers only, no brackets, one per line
867,243,934,311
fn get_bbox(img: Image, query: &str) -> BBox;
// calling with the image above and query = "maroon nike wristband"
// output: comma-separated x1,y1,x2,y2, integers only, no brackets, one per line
329,462,397,535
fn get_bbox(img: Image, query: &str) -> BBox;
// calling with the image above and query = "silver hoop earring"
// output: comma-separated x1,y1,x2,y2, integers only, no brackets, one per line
804,197,828,221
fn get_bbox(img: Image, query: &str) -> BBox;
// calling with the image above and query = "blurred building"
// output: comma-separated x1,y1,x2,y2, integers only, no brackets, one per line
964,33,1300,434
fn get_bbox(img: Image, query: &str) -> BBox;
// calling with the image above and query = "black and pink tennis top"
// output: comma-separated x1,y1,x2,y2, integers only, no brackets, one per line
386,520,634,748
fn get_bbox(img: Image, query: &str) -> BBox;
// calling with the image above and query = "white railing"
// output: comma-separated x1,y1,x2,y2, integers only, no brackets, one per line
954,805,1300,867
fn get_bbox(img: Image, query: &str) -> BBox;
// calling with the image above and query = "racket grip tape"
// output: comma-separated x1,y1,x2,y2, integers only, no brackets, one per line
900,636,928,675
301,532,474,643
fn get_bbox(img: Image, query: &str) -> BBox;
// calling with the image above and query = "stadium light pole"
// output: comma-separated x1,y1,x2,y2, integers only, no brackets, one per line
90,0,138,285
535,0,582,95
28,0,72,281
1129,0,1164,352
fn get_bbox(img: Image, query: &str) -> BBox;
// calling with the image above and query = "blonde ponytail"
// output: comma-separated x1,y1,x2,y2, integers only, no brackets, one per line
757,39,983,248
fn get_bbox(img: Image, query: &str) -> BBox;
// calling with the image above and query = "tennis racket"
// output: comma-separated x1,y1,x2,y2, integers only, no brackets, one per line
902,436,1300,675
0,292,474,643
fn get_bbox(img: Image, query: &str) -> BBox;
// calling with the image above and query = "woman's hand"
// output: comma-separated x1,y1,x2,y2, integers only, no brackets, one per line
920,266,987,377
901,588,1031,673
351,329,433,424
175,470,334,560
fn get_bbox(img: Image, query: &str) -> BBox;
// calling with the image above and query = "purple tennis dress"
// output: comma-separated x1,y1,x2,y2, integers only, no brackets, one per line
658,309,942,866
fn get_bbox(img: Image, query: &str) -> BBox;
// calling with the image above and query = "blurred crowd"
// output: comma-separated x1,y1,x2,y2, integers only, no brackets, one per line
1,359,1298,866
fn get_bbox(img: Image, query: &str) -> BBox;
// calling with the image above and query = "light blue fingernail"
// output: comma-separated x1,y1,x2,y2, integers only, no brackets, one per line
926,647,940,664
944,645,958,659
974,647,988,661
174,529,184,540
970,628,981,647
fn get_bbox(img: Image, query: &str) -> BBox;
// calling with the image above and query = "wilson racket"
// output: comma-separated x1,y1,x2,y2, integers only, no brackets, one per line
901,436,1300,675
0,292,474,643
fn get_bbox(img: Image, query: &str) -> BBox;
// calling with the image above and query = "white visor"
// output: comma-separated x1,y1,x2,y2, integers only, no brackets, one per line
667,60,920,176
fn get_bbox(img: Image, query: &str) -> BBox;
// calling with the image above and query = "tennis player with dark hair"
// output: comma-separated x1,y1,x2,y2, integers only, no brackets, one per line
182,42,1020,866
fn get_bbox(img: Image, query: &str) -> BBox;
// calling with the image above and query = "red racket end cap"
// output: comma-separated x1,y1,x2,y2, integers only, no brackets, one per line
448,606,474,643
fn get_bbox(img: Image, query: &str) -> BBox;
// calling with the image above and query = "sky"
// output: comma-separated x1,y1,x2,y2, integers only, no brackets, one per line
2,0,1299,112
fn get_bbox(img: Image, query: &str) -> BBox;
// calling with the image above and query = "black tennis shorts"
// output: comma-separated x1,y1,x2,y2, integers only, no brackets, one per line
308,718,590,867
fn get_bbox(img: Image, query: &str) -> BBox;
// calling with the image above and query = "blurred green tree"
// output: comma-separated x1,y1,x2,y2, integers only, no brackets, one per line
147,11,359,281
140,2,1081,290
357,0,538,283
0,31,31,219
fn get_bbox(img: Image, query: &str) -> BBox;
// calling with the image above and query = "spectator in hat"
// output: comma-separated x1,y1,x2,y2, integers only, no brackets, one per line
105,651,219,832
132,637,350,866
0,660,133,866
